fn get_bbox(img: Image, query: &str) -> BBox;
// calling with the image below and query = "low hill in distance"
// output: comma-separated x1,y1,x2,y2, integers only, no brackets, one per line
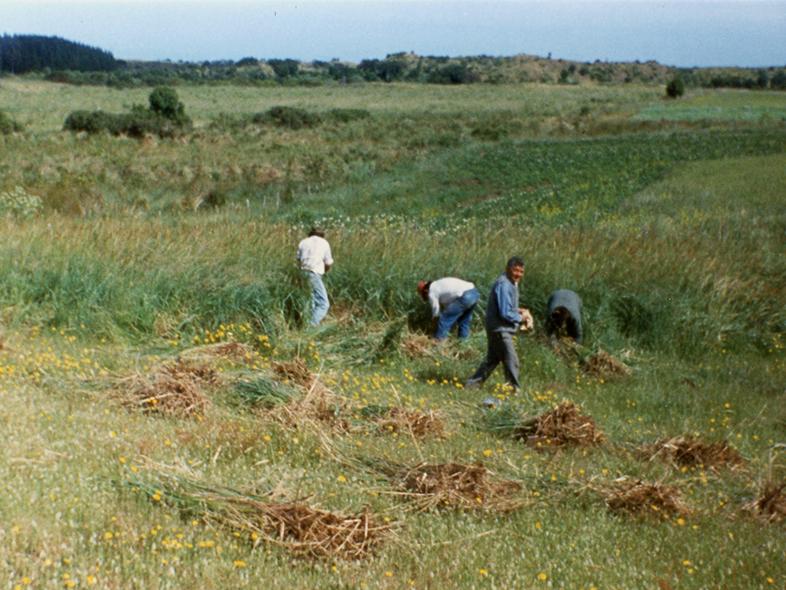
2,35,784,90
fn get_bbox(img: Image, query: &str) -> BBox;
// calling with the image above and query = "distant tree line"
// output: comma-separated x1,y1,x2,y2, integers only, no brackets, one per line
0,34,119,74
3,35,785,90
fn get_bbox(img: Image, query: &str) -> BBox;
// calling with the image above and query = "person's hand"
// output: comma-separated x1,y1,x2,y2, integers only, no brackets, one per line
519,308,534,332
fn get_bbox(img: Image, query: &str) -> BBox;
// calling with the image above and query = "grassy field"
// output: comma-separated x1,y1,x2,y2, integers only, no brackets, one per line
0,79,784,589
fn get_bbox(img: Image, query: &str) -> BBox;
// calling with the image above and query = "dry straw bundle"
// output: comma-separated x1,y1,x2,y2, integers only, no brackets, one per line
517,401,605,447
266,359,348,432
594,478,690,519
582,349,631,378
116,359,218,417
638,435,745,470
132,472,394,559
744,481,786,524
369,407,446,438
394,462,523,512
400,333,475,361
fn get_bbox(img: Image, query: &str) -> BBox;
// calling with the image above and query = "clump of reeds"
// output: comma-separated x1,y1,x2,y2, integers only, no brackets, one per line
130,472,394,559
594,478,690,519
582,349,631,378
638,435,745,470
233,374,298,409
486,401,604,448
116,359,218,417
393,462,523,512
743,481,786,524
360,405,445,438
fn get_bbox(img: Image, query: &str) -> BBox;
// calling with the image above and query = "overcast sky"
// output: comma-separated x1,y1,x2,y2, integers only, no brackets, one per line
1,1,784,67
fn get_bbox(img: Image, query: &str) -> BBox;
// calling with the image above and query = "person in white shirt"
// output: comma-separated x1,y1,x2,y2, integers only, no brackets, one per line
417,277,480,340
297,227,334,326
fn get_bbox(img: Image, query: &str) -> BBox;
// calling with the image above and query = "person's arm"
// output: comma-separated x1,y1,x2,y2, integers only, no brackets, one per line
323,243,334,273
428,290,441,318
494,281,521,325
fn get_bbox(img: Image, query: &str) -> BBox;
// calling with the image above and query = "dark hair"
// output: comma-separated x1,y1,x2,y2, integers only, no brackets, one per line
506,256,525,269
308,226,325,238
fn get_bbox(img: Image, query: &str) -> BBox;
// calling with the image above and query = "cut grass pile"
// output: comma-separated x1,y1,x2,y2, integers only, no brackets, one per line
388,462,523,512
486,401,605,448
115,359,218,417
130,469,395,560
360,404,446,438
593,478,690,519
582,349,632,378
638,435,746,470
744,481,786,524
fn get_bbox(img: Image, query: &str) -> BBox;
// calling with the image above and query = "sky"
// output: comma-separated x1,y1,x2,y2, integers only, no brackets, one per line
1,0,784,67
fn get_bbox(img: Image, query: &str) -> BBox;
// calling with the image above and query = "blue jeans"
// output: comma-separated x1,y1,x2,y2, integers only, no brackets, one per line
304,271,329,326
435,288,480,340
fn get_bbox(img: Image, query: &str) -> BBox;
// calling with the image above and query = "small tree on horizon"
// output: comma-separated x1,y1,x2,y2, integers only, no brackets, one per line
665,76,685,99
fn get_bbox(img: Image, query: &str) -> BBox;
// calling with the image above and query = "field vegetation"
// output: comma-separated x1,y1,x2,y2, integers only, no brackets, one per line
0,78,784,588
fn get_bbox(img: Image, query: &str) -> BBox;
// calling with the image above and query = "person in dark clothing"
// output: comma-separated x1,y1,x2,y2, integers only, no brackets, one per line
465,257,528,394
545,289,583,343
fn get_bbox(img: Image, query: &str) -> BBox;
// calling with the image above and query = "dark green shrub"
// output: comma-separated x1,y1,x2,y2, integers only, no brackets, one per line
148,86,189,124
254,106,321,129
0,110,22,134
325,108,371,123
63,110,120,134
665,77,685,98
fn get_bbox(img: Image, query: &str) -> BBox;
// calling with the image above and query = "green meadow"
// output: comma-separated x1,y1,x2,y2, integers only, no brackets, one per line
0,79,784,589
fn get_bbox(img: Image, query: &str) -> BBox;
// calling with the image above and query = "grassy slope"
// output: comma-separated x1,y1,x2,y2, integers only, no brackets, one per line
0,82,784,588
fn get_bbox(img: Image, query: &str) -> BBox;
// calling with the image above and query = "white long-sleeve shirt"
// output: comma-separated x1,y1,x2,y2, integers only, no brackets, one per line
297,235,333,275
427,277,475,318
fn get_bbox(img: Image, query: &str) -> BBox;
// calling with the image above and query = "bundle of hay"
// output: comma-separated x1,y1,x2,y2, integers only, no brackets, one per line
638,435,745,470
266,362,348,432
131,474,394,559
744,481,786,524
582,349,631,378
394,462,523,512
360,405,445,438
512,402,605,447
117,359,218,417
595,478,689,519
401,333,435,359
271,358,314,388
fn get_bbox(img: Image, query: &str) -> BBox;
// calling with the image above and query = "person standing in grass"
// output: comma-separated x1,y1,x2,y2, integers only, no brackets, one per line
545,289,583,344
417,277,480,341
465,256,528,394
297,226,334,326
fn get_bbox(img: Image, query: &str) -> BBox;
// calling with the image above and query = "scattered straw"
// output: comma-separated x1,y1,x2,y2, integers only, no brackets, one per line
367,407,445,438
131,473,393,559
267,375,349,432
595,478,689,519
401,333,435,359
744,481,786,524
116,359,217,417
583,349,631,378
516,401,605,447
179,341,255,365
638,435,745,470
394,462,523,512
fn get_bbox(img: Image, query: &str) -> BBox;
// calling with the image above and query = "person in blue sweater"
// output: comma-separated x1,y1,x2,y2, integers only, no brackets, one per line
465,256,528,394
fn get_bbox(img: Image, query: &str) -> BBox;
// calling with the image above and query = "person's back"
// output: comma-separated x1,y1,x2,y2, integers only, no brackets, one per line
546,289,582,343
297,235,332,275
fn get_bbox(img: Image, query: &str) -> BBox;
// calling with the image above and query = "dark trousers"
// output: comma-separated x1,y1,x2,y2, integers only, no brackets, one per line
467,330,520,390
